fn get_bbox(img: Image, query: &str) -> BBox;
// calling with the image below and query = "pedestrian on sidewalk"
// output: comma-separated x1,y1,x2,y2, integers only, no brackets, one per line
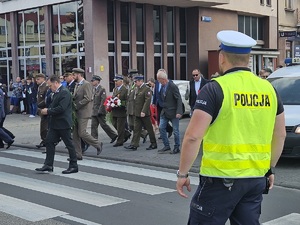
35,73,49,148
72,68,103,159
156,69,183,154
176,30,286,224
35,75,78,174
124,75,157,151
90,75,118,143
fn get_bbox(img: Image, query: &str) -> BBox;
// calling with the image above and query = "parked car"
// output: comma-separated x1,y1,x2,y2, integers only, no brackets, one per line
267,59,300,157
173,80,191,116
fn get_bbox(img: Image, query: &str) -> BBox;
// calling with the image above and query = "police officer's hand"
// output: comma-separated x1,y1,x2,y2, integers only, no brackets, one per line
176,177,191,198
140,112,145,117
268,174,275,190
176,114,182,119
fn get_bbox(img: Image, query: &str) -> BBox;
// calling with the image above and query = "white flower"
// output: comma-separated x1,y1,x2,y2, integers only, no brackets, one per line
111,103,115,107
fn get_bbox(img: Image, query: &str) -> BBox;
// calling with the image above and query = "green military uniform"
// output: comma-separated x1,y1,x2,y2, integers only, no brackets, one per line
130,83,157,148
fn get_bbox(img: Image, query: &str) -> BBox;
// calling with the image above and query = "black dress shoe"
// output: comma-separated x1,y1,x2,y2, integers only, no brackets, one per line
170,147,180,154
62,167,78,174
35,165,53,172
68,157,82,161
110,136,118,143
97,142,103,155
113,143,123,147
6,140,14,149
124,145,137,150
36,142,46,148
146,144,157,150
158,146,171,153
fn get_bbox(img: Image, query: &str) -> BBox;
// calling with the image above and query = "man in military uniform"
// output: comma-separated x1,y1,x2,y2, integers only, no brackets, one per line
90,75,118,143
125,75,157,151
111,74,131,147
35,73,48,148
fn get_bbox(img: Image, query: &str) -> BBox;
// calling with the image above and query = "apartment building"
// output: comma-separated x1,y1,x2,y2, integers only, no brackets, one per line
0,0,279,91
278,0,300,66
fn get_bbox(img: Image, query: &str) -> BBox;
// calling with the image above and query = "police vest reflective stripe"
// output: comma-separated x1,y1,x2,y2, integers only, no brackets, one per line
200,71,277,178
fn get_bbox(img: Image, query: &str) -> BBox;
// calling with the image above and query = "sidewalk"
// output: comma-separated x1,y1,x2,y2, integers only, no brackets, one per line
3,113,201,173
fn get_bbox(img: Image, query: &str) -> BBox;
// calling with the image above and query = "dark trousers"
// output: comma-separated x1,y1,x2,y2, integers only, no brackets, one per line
112,116,130,145
131,116,156,147
40,115,48,143
188,175,266,225
91,115,117,139
44,128,77,168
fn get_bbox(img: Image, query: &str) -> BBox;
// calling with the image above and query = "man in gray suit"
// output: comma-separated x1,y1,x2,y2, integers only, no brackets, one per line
157,69,183,154
90,75,118,143
72,68,103,159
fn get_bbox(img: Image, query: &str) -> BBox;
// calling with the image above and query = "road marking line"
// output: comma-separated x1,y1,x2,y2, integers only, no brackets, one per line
3,149,199,185
0,194,67,222
262,213,300,225
0,172,128,208
60,215,102,225
0,157,173,195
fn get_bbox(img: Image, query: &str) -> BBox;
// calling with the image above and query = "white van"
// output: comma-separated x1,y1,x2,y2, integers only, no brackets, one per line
267,59,300,157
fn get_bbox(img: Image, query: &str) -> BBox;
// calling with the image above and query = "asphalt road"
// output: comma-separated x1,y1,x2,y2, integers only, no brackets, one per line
1,148,300,225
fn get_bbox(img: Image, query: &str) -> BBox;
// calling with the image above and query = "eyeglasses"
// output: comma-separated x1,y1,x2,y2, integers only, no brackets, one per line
261,76,268,79
192,74,199,77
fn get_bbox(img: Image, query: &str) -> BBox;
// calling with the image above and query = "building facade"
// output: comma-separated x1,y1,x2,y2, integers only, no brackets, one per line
0,0,279,91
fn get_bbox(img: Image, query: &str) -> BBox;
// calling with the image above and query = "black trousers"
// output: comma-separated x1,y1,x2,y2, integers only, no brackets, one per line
44,128,77,168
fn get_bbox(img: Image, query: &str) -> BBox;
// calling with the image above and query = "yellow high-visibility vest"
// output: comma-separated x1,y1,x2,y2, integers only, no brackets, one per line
200,70,277,178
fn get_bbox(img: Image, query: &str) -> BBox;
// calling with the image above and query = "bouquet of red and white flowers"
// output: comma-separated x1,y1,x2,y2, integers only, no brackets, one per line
104,96,121,112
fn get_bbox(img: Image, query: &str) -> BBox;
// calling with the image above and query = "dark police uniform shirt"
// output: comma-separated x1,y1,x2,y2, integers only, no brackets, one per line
194,67,284,123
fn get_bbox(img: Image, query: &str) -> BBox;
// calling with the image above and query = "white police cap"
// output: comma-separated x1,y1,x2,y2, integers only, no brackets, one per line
217,30,257,54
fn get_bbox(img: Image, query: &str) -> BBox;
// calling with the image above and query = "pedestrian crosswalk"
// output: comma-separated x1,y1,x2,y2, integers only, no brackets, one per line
0,149,300,225
0,149,191,225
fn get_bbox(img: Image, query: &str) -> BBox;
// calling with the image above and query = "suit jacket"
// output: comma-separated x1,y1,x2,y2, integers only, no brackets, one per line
161,80,183,119
92,85,107,116
37,81,48,109
112,85,128,118
134,84,152,117
73,79,93,119
67,80,76,95
47,86,73,129
127,83,136,115
189,77,208,109
152,80,161,106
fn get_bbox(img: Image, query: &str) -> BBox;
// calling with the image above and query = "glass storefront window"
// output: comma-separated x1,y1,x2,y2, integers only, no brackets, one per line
107,0,115,41
167,7,174,43
153,6,161,42
137,56,144,76
120,2,130,42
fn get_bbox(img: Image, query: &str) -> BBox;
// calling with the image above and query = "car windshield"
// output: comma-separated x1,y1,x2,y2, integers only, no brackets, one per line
269,77,300,105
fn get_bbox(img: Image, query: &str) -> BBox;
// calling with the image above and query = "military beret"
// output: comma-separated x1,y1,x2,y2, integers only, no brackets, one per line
72,68,85,73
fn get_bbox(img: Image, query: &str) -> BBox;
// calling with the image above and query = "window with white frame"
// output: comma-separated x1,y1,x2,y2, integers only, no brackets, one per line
238,15,264,41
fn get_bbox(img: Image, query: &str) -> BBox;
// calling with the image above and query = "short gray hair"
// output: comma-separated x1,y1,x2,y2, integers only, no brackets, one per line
157,69,168,79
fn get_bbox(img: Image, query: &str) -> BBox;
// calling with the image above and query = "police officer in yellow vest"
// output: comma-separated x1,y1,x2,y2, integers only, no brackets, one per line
176,30,286,225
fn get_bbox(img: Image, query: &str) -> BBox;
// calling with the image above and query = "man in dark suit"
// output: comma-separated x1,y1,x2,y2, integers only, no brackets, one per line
156,69,183,154
124,75,157,151
64,72,76,95
152,78,173,138
91,75,118,143
188,69,208,113
35,75,78,174
35,73,49,148
72,68,103,159
111,74,131,147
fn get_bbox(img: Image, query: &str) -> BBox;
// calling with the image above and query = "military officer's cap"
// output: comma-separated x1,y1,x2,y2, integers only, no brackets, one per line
72,68,85,74
91,75,102,81
217,30,257,54
114,74,124,81
133,75,144,81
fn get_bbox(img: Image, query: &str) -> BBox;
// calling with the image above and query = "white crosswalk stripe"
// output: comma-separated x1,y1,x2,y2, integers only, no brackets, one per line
1,149,299,225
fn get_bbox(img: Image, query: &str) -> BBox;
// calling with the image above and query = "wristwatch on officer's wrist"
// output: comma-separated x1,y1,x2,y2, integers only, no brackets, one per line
265,167,275,177
176,170,189,178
